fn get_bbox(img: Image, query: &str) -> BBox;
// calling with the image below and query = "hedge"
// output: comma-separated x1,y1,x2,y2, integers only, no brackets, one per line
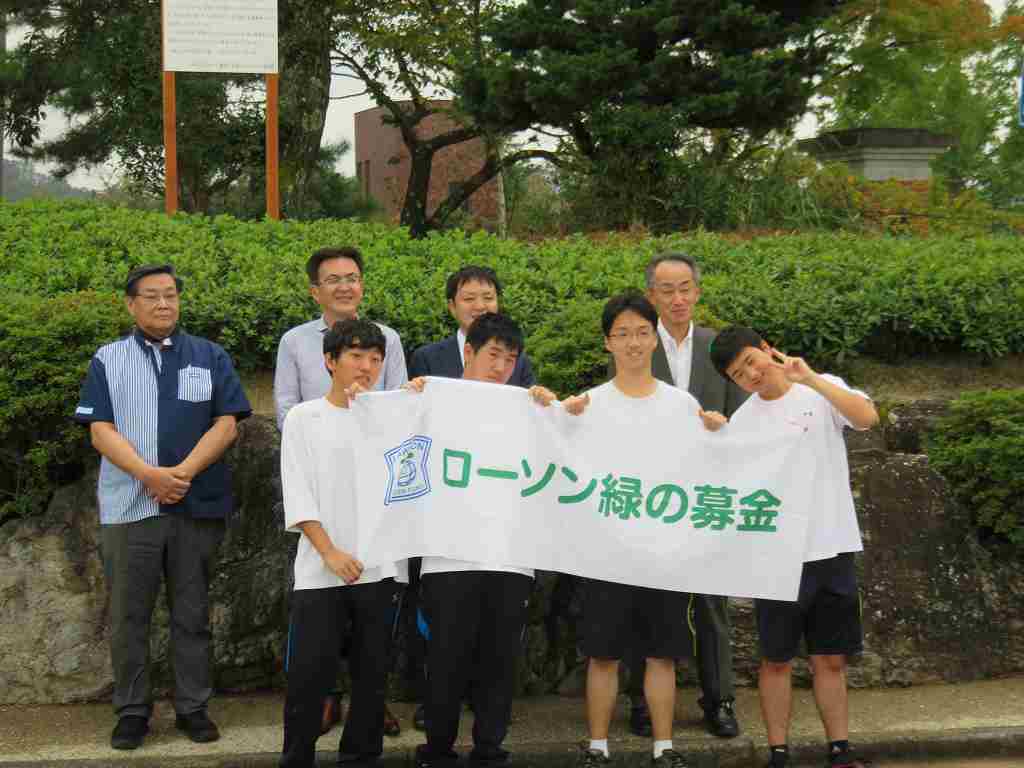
2,198,1024,520
928,390,1024,556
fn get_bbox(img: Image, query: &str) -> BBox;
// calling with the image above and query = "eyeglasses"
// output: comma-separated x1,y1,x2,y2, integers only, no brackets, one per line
608,328,654,342
317,275,362,287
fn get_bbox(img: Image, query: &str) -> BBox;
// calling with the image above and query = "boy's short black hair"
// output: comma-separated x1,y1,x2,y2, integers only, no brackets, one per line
465,312,523,354
307,247,365,284
601,291,658,337
709,325,765,379
446,265,502,302
323,319,386,360
125,264,183,296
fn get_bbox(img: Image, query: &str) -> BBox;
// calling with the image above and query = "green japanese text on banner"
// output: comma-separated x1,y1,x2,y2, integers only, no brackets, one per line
350,377,818,601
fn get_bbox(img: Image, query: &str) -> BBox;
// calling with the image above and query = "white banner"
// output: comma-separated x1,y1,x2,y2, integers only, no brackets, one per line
352,378,814,601
164,0,278,74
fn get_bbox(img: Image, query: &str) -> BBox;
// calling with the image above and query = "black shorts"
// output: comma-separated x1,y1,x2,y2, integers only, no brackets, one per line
755,552,863,662
579,578,692,661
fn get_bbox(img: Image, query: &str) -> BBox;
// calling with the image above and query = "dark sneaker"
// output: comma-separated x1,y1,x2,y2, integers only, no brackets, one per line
110,715,148,750
383,704,401,737
175,710,220,743
629,699,652,737
415,744,459,768
828,750,873,768
578,746,612,768
651,749,689,768
413,703,427,731
701,698,739,738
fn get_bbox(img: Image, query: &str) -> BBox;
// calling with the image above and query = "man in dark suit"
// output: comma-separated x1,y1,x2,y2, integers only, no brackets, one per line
405,266,536,731
409,265,535,386
611,252,748,740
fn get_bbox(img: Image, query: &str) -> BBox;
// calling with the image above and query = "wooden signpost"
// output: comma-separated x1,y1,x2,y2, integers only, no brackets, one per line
161,1,280,218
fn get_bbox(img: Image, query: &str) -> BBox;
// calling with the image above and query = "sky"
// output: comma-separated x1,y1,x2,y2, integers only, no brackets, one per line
5,0,1012,191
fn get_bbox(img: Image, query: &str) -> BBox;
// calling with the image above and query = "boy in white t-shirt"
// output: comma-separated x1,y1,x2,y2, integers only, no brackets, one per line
279,319,409,768
414,312,557,768
562,293,704,768
707,326,878,768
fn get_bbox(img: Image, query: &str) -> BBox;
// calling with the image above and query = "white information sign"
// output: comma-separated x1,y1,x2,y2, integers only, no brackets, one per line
163,0,278,74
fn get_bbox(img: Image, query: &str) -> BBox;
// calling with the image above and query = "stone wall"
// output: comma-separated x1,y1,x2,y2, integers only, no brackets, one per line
1,404,1022,705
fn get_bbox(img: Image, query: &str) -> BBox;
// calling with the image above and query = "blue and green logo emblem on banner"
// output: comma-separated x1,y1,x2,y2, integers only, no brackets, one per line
384,435,433,505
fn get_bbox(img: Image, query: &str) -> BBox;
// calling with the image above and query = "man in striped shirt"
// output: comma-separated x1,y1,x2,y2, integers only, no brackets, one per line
74,264,252,751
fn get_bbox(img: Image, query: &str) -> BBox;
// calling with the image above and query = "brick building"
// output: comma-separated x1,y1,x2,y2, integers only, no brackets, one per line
354,101,504,228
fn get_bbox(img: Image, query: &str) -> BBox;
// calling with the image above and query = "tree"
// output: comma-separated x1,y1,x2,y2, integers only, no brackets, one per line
0,1,268,213
328,0,559,237
214,140,380,221
456,0,849,230
472,1,847,153
813,0,1004,119
823,1,1024,197
0,0,340,216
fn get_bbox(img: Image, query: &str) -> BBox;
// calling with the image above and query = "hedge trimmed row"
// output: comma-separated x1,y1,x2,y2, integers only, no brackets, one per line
929,390,1024,556
2,198,1024,521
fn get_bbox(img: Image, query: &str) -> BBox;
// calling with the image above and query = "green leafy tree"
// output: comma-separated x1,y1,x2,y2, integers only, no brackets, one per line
823,1,1024,199
215,141,379,221
328,0,559,237
459,0,849,230
0,0,340,216
1,1,268,213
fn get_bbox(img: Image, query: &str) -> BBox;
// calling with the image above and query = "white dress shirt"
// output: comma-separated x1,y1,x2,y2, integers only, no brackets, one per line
658,320,694,389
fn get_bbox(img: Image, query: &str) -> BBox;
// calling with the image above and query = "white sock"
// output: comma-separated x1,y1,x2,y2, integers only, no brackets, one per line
589,739,609,757
653,740,673,759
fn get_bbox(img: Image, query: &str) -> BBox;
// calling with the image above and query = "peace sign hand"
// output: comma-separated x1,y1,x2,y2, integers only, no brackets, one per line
768,346,815,384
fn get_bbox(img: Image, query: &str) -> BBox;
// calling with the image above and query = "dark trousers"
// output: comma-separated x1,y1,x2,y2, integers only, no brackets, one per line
100,515,224,720
403,557,427,700
280,580,399,768
421,571,532,763
627,594,735,706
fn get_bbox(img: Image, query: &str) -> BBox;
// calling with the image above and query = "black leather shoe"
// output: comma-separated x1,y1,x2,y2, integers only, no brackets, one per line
175,710,221,743
701,698,739,738
110,716,148,750
629,699,653,737
413,703,427,731
415,744,459,768
651,749,690,768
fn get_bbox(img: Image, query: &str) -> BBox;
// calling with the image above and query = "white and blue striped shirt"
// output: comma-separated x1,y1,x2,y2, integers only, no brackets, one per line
75,329,252,525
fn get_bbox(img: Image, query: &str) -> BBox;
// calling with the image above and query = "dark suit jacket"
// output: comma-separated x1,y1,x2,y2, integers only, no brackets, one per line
408,334,536,388
609,325,748,417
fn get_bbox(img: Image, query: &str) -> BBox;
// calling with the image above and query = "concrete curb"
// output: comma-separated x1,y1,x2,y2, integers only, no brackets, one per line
3,726,1023,768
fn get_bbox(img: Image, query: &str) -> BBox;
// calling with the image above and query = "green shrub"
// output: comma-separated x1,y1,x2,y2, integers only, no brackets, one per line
0,290,130,522
2,199,1024,520
928,390,1024,555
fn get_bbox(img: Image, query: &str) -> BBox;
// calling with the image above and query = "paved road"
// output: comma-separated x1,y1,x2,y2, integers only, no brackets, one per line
870,762,1020,767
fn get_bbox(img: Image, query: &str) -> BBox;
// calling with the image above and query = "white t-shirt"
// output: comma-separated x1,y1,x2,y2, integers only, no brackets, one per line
586,377,695,423
734,374,869,562
420,371,534,579
281,397,407,590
